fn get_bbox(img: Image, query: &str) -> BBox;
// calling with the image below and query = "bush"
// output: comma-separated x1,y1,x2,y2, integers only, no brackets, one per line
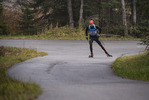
140,37,149,50
0,4,10,35
104,25,125,35
129,20,149,38
0,22,10,35
129,26,141,38
37,26,85,40
3,9,20,35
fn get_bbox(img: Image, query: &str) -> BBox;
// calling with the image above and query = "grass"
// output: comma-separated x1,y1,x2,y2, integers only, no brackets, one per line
0,34,139,41
0,26,139,40
112,51,149,81
0,46,48,100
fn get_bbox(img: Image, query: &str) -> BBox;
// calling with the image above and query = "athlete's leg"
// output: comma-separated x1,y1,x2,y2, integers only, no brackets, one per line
89,37,94,57
94,37,108,54
94,37,112,57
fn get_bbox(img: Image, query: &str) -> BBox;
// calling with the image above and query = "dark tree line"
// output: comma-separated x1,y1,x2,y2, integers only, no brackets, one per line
1,0,149,38
0,0,9,35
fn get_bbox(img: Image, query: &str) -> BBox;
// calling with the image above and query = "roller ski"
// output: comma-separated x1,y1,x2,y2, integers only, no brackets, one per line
89,55,93,58
106,53,113,57
89,52,93,58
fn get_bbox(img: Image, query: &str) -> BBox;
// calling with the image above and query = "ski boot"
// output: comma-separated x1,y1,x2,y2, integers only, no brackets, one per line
106,53,113,57
89,52,93,58
89,54,93,58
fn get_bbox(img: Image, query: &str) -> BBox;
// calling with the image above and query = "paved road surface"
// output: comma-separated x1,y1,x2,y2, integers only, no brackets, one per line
0,40,149,100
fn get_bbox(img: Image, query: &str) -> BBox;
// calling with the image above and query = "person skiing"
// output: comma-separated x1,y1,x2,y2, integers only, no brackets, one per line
85,20,112,58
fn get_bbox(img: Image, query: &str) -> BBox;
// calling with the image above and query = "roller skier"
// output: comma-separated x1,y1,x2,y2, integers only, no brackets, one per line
85,20,112,58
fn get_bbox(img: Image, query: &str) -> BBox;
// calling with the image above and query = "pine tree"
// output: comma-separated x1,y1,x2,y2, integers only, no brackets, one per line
18,2,37,35
32,0,68,28
132,0,136,24
121,0,128,36
79,0,84,26
67,0,74,28
137,0,149,48
0,0,10,35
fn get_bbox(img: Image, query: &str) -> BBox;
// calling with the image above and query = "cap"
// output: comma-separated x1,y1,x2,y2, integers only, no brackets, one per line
89,20,94,24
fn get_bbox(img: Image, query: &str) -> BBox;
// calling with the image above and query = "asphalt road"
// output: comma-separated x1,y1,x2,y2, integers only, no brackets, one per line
0,40,149,100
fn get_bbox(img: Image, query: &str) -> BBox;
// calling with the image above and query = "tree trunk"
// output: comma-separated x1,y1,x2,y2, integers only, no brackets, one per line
121,0,128,36
133,0,136,24
98,0,102,27
79,0,83,26
67,0,74,28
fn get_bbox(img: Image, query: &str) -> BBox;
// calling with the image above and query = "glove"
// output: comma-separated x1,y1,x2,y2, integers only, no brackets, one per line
97,34,100,38
85,36,88,40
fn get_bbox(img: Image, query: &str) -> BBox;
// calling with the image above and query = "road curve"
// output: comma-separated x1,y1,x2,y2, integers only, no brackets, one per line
0,40,149,100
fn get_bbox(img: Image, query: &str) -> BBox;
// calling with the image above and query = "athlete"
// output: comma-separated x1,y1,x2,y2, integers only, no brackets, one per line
86,20,112,58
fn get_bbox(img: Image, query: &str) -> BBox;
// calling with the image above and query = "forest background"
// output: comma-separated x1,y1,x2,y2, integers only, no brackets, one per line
0,0,148,42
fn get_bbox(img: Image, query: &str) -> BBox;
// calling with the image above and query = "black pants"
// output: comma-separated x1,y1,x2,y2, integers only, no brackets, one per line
89,36,108,54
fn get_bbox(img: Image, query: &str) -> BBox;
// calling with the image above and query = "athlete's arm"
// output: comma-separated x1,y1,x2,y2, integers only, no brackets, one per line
96,26,102,34
85,27,89,40
85,27,89,36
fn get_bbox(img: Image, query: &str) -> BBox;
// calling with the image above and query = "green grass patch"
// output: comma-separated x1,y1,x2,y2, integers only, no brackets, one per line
0,26,139,40
112,51,149,81
0,34,139,41
0,46,48,100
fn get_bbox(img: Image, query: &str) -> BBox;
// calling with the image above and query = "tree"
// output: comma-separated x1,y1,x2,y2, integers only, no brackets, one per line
79,0,83,26
18,2,37,35
137,0,149,47
133,0,136,24
121,0,128,36
0,0,10,35
137,0,149,20
98,0,102,27
0,0,3,23
67,0,74,28
32,0,68,28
